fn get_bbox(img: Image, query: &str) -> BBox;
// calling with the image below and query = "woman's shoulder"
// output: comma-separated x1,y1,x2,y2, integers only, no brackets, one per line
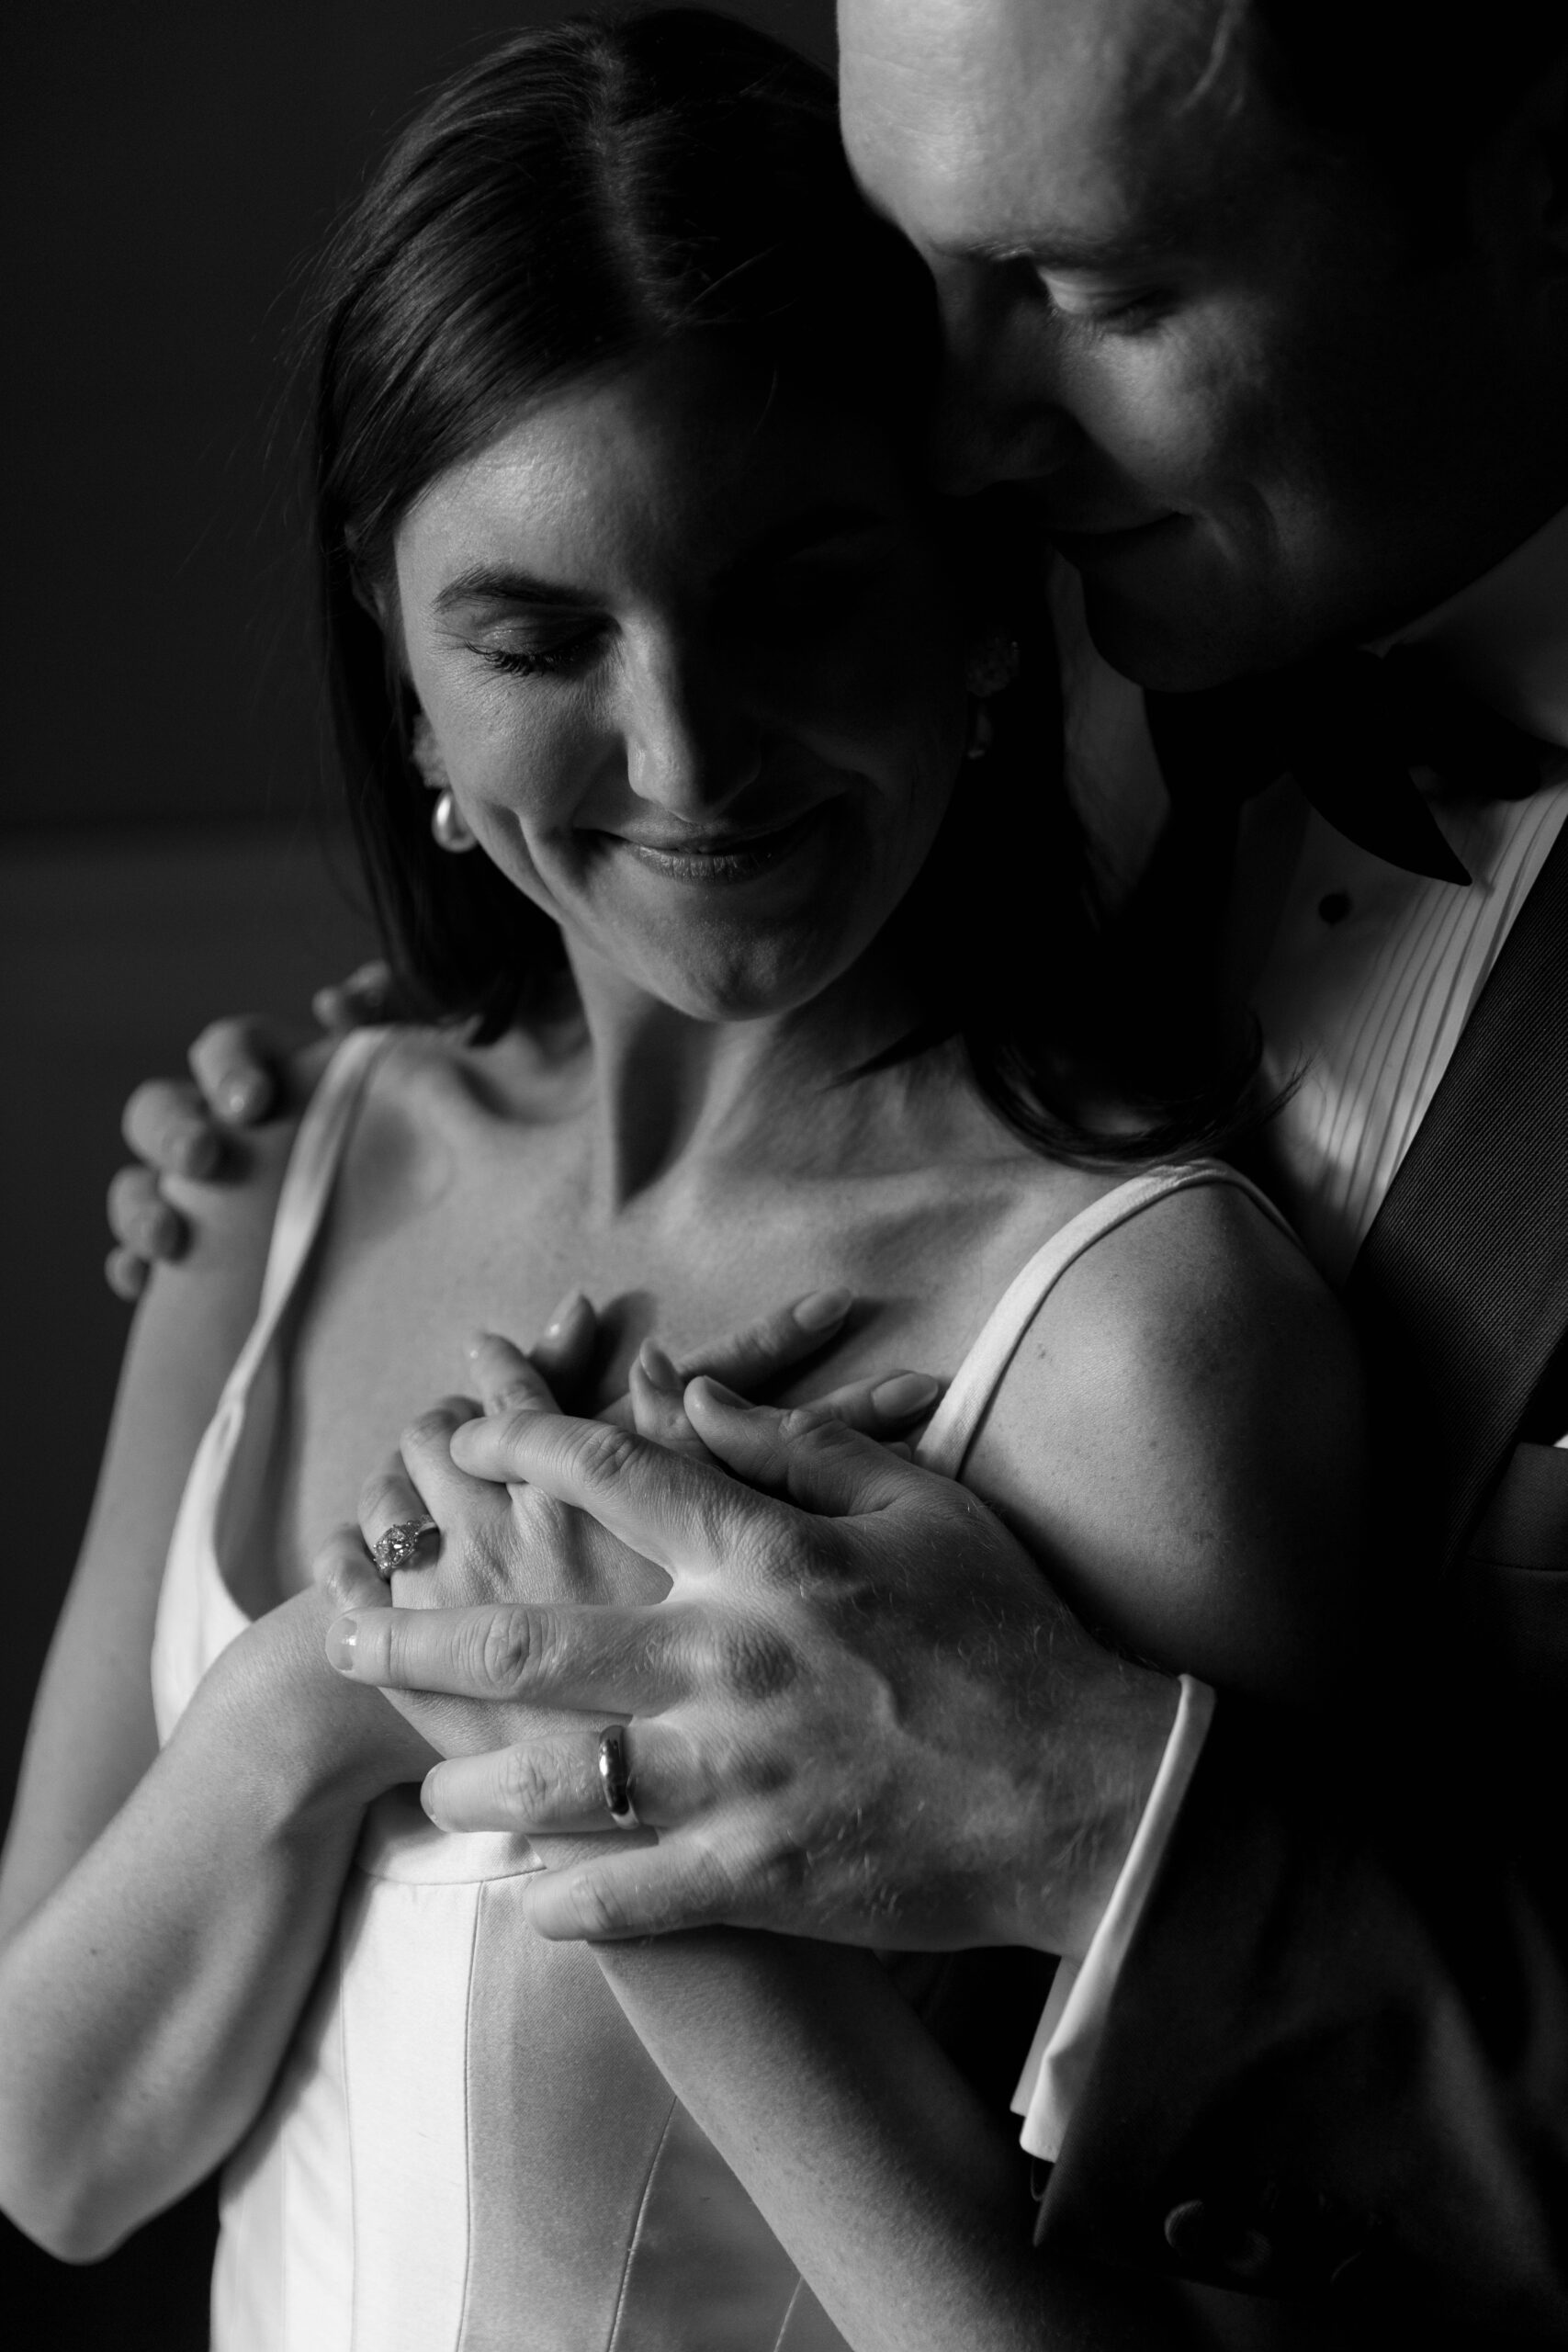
963,1164,1368,1700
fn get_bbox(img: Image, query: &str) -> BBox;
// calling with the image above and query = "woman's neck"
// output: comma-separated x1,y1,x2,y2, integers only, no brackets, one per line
558,938,942,1220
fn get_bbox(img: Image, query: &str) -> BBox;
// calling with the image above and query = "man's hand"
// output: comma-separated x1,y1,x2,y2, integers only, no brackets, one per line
328,1385,1179,1957
105,963,396,1298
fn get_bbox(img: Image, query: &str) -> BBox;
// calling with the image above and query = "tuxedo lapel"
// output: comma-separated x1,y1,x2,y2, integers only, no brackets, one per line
1347,812,1568,1575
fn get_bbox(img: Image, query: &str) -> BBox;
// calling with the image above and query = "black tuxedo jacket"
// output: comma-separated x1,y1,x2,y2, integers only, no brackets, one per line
1034,814,1568,2336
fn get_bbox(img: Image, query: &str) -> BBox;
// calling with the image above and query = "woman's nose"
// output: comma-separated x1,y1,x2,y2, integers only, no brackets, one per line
624,642,762,815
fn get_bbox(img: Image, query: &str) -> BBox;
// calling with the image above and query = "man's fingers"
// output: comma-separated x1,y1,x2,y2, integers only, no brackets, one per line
465,1330,560,1419
448,1411,761,1577
312,958,397,1035
327,1600,688,1713
105,1246,149,1302
520,1844,733,1942
107,1165,188,1261
681,1383,920,1517
421,1716,693,1835
188,1016,288,1125
120,1080,223,1182
672,1288,852,1396
799,1369,942,1440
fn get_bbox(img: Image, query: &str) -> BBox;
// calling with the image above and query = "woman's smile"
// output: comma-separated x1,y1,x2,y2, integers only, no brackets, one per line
594,799,840,887
396,345,967,1021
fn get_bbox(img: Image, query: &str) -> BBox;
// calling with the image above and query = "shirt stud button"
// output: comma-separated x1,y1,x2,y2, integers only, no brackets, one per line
1317,890,1352,925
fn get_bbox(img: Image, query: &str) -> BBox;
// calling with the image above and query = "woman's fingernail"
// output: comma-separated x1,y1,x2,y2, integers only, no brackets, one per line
542,1288,587,1340
464,1329,499,1363
327,1617,359,1672
640,1338,679,1392
420,1770,444,1823
869,1373,941,1418
688,1375,744,1408
794,1287,852,1331
220,1075,264,1121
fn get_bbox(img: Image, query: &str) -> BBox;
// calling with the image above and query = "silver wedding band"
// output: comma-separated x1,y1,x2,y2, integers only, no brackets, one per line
373,1518,436,1580
597,1724,641,1828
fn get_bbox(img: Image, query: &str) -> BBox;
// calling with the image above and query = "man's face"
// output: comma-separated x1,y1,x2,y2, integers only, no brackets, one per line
840,0,1567,686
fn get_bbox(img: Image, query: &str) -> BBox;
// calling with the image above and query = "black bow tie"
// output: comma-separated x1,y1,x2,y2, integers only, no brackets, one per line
1144,646,1546,886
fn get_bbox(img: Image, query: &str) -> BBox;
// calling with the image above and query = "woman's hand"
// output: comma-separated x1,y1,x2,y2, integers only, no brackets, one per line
206,1540,438,1813
333,1323,940,1846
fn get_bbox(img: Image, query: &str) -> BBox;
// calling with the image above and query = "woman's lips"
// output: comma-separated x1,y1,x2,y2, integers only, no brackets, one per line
608,806,829,884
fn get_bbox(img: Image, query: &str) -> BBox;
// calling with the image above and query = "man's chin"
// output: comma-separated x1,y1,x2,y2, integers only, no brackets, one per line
1075,569,1307,693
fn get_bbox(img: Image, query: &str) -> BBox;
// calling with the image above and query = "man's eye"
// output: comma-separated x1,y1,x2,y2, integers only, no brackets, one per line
1033,275,1170,333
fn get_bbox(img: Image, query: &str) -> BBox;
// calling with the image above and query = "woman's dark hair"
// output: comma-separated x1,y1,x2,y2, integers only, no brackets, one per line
314,6,1254,1164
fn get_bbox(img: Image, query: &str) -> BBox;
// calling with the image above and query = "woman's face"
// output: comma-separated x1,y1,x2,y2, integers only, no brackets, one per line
392,345,969,1022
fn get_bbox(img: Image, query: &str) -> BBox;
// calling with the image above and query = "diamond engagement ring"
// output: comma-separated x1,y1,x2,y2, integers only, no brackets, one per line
373,1518,437,1580
597,1724,641,1828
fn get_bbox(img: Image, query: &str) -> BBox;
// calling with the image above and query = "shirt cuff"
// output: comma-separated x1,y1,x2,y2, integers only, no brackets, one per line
1012,1673,1216,2162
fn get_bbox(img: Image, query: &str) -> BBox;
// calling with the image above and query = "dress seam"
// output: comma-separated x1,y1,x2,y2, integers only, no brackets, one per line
770,2277,807,2352
604,2094,681,2352
452,1885,484,2350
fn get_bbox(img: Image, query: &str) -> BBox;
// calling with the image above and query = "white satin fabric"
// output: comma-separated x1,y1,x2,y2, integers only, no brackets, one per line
152,1031,1280,2348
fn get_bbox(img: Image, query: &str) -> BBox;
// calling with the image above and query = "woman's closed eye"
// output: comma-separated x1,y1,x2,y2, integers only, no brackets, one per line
466,619,608,680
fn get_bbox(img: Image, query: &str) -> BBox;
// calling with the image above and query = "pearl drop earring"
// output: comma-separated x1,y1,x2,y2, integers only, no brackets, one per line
430,788,477,852
410,711,478,853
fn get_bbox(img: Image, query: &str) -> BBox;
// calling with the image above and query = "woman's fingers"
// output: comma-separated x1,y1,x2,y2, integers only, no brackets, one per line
525,1291,598,1408
392,1393,493,1521
313,1523,392,1616
357,1451,438,1562
671,1287,852,1395
421,1716,694,1835
628,1340,712,1461
449,1411,765,1578
327,1598,688,1714
465,1330,560,1419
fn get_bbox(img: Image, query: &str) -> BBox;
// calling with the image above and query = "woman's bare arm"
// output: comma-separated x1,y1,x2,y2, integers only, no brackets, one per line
966,1179,1369,1705
0,1114,429,2260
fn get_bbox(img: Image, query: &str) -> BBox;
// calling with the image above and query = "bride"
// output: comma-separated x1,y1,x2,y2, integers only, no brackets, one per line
0,13,1363,2347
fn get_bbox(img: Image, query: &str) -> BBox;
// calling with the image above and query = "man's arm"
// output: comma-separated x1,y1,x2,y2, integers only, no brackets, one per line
332,1400,1568,2330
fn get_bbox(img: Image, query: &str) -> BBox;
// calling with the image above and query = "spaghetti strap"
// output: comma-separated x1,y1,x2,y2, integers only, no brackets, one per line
217,1027,398,1407
916,1161,1299,1480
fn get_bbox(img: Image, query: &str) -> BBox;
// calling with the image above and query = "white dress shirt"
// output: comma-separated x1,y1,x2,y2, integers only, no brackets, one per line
1015,503,1568,2164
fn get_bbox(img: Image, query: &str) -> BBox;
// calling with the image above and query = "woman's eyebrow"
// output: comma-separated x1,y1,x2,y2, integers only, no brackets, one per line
434,564,597,616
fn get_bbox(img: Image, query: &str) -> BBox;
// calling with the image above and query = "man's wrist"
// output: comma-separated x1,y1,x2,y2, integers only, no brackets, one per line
1019,1659,1180,1959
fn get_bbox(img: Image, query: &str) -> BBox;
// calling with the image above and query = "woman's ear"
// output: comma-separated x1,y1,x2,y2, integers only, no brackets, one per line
409,708,450,792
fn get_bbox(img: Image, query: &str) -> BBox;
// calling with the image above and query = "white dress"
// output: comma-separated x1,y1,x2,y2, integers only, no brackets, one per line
151,1027,1289,2350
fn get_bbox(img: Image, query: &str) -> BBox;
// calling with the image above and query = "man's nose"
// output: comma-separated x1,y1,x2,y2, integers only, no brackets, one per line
624,639,762,815
927,274,1079,496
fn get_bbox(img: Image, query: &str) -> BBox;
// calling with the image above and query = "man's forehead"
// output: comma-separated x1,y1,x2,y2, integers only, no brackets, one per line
839,0,1245,256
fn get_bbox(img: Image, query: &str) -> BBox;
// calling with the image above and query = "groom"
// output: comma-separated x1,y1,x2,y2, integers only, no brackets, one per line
120,0,1568,2331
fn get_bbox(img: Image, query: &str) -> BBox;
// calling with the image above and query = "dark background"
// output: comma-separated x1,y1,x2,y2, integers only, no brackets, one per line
0,3,833,2338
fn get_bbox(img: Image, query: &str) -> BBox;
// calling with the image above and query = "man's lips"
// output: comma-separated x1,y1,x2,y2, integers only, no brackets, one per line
1048,514,1185,560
